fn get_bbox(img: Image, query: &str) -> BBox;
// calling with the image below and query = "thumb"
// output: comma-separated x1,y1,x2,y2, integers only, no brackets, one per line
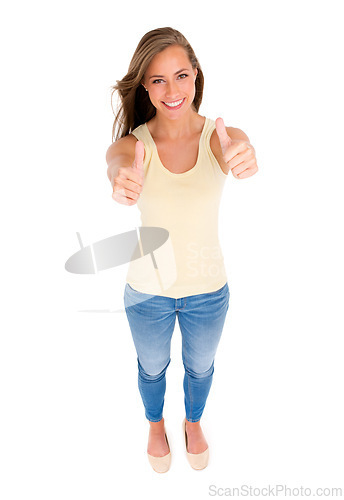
133,140,145,174
215,117,232,157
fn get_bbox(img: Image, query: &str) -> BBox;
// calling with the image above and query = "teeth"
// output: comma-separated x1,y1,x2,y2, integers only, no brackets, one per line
164,98,184,107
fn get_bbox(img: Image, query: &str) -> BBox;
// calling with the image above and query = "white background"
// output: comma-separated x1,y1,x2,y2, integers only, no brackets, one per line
1,0,343,498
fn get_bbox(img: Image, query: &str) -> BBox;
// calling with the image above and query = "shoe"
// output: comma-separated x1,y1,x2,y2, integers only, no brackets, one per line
182,418,209,470
147,432,171,473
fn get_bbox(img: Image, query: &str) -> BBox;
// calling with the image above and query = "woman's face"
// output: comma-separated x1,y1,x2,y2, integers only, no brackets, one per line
142,45,198,119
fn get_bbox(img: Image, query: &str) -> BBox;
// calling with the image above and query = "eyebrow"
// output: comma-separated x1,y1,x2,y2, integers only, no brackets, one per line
148,68,190,79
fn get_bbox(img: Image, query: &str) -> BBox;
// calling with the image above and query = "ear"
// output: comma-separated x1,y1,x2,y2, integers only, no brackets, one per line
194,68,198,80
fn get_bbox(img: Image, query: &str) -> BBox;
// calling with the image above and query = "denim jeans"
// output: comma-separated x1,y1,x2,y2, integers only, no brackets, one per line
123,282,230,423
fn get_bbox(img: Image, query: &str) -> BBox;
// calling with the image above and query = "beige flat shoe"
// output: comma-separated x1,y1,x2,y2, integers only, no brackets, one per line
147,433,171,473
182,418,209,470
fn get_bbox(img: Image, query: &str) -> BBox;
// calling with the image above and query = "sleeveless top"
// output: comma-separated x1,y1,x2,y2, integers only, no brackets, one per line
125,116,228,298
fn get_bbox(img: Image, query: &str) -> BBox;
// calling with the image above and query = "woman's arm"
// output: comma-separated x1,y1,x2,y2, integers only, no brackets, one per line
106,134,139,187
211,119,258,178
106,135,145,206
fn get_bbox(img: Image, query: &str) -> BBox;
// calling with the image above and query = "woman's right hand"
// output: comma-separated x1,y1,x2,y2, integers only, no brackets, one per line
112,141,145,206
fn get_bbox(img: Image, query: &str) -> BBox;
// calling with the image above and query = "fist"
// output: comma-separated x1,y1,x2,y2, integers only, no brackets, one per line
215,117,258,179
112,140,145,206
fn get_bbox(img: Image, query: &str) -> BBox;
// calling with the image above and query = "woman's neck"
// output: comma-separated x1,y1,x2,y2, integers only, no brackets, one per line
148,110,204,141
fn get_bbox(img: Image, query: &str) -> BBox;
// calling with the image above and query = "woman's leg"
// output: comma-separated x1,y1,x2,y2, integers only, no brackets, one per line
123,284,177,422
177,282,230,454
178,282,230,423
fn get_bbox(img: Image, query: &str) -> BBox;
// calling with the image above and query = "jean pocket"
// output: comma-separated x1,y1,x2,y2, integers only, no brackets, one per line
127,283,144,293
126,283,150,296
127,283,136,292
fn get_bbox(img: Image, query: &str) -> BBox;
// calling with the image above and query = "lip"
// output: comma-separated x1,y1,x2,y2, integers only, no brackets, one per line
162,98,185,110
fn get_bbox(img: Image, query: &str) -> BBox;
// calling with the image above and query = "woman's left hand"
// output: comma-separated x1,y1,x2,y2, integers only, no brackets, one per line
215,117,258,179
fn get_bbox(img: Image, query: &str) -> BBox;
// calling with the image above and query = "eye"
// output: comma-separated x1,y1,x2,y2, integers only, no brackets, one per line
152,74,189,84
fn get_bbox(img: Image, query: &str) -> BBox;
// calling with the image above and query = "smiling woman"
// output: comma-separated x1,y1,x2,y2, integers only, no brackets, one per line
106,26,258,474
110,27,204,140
141,45,198,120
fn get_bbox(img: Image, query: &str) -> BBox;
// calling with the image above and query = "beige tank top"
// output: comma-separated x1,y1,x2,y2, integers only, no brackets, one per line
125,116,228,298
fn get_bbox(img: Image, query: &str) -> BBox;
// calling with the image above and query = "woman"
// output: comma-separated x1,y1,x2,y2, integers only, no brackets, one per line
106,27,258,473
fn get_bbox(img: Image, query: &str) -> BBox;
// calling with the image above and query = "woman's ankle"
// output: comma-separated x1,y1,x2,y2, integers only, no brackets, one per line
149,417,165,431
185,418,201,429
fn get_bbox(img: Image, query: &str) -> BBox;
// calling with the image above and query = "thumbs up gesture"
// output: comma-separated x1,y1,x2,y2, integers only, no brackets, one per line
112,140,145,206
215,117,258,179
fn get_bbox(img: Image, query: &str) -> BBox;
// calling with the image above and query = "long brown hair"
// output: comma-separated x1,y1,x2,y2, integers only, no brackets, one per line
110,27,205,142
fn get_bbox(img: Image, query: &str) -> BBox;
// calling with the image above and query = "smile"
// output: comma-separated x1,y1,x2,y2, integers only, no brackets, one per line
162,98,185,109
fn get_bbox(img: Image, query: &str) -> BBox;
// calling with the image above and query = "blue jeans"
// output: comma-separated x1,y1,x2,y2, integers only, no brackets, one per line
123,282,230,422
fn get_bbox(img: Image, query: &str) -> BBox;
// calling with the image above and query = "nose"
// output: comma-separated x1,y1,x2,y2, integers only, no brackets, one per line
165,80,180,99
